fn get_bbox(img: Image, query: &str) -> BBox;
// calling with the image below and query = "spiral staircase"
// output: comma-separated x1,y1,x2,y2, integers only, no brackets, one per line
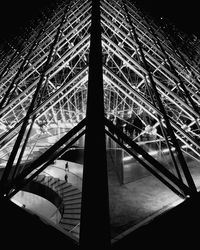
32,173,81,238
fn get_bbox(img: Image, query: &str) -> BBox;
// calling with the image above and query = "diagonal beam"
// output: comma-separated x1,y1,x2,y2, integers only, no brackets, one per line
105,129,185,198
7,128,86,199
103,67,200,157
0,7,70,189
105,117,195,197
121,0,197,192
4,118,86,196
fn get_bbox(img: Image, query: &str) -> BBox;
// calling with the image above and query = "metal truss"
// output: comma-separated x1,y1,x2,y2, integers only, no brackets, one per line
0,0,200,245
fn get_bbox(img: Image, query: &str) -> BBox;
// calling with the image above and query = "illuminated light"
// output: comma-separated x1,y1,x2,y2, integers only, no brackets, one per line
138,147,176,158
11,198,24,207
148,147,175,156
123,155,133,161
123,147,176,161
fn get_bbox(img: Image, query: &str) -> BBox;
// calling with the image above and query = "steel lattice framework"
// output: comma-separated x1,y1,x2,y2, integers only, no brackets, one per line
0,0,200,247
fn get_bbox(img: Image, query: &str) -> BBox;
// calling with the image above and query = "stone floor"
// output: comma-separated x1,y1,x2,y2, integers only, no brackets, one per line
107,151,200,241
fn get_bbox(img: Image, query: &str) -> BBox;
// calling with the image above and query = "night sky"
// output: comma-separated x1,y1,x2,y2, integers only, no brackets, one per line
136,0,200,37
0,0,199,45
0,0,53,43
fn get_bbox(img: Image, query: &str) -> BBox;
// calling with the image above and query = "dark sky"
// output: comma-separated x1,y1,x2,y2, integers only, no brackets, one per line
0,0,53,43
0,0,199,45
136,0,200,37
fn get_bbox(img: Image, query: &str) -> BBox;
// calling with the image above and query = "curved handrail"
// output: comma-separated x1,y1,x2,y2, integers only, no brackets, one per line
69,222,80,233
48,200,64,224
28,170,65,220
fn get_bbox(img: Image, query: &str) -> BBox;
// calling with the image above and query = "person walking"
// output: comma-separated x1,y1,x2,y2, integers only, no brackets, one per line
65,161,69,171
64,161,69,182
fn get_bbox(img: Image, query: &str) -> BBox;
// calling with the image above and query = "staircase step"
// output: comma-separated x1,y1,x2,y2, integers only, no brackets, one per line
35,175,60,190
63,189,81,196
59,223,75,231
63,199,81,205
55,181,72,189
71,231,79,238
63,193,81,201
55,183,72,191
35,175,46,182
62,191,81,198
59,224,80,238
64,187,81,194
60,218,80,226
42,177,59,186
64,203,81,209
62,213,80,220
70,224,80,235
63,208,81,214
62,185,78,191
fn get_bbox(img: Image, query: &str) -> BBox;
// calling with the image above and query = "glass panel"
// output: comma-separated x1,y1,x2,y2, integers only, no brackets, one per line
106,134,184,241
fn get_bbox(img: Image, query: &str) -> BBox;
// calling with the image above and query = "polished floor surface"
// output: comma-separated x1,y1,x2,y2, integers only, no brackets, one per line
106,150,200,241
